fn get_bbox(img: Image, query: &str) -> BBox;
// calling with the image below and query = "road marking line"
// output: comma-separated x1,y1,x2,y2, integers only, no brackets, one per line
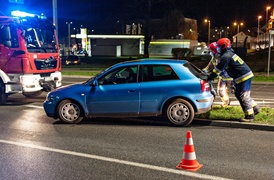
24,105,44,109
0,139,231,180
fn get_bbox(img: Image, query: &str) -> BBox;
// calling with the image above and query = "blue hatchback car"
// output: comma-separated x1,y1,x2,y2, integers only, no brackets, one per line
43,59,214,126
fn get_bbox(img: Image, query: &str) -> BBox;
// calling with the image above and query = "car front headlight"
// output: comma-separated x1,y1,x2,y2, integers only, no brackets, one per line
45,92,57,102
45,92,51,101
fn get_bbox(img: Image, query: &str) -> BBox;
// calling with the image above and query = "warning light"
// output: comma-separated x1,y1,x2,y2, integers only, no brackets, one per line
11,10,47,19
11,10,35,17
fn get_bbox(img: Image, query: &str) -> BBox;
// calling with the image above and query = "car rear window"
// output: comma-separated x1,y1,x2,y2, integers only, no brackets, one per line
142,65,179,82
184,62,208,80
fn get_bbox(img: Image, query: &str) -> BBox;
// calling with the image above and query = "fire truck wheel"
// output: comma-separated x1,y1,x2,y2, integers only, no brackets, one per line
57,99,84,124
23,91,43,98
0,81,8,105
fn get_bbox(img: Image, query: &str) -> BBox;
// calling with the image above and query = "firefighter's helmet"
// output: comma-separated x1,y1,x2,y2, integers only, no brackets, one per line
217,38,231,50
208,42,218,55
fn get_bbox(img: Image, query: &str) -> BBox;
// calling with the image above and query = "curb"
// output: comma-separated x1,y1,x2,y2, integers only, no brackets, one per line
194,119,274,131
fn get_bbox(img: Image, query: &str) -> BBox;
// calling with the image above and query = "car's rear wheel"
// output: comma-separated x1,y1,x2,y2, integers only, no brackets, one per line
57,99,83,123
166,99,194,126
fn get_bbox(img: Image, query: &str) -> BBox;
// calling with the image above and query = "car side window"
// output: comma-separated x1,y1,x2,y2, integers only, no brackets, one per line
98,66,138,85
142,65,179,82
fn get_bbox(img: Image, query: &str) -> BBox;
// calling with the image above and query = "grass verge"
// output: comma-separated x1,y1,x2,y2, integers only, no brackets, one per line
195,105,274,125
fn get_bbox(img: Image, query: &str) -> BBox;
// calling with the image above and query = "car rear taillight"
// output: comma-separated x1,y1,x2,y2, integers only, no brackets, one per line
200,80,210,92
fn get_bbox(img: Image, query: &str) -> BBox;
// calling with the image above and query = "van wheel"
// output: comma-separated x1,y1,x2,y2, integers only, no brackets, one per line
57,99,83,124
0,81,8,105
166,99,194,126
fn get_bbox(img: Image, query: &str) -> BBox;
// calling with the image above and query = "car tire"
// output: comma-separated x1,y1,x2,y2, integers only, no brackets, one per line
0,80,8,105
57,99,83,123
166,98,194,126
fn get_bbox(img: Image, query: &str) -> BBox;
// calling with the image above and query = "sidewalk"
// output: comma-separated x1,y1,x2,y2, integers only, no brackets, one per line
194,118,274,132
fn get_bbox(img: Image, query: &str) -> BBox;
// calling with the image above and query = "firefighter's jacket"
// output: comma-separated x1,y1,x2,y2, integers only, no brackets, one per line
208,49,254,84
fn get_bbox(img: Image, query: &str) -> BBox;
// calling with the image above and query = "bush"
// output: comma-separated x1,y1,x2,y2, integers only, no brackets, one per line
171,48,192,60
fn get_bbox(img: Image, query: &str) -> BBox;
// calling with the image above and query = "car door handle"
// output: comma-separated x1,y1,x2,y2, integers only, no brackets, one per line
128,89,135,93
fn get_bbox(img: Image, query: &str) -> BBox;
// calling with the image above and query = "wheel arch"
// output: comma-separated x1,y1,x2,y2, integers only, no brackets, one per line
54,98,87,119
0,70,11,84
162,96,197,115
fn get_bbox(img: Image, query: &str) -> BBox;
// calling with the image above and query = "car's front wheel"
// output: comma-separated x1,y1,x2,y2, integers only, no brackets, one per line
166,99,194,126
57,99,83,123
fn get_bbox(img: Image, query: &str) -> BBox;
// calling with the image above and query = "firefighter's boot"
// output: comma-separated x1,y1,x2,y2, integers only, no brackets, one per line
239,114,254,122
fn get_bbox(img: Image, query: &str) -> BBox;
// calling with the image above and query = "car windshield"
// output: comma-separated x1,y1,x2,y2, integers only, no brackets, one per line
82,67,111,85
184,62,208,80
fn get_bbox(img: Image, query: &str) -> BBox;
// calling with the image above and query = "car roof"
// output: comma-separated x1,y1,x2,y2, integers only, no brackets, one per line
114,59,188,66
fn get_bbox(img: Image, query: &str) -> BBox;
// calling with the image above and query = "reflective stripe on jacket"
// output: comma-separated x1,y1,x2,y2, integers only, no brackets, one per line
208,49,253,84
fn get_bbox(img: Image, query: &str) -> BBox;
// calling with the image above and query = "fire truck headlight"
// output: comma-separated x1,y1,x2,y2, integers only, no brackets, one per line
21,76,35,86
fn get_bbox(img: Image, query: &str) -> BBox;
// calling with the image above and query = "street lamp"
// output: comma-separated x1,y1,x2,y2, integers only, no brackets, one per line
257,16,262,43
266,6,271,25
233,22,243,34
204,19,210,45
66,21,73,50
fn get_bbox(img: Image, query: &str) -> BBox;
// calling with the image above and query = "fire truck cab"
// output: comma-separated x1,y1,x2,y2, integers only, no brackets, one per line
0,11,62,104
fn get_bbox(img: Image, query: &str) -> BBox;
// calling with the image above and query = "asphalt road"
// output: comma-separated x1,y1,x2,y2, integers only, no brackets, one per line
0,77,273,179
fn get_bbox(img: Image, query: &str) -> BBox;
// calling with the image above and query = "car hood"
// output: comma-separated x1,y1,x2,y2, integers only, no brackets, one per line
51,83,88,95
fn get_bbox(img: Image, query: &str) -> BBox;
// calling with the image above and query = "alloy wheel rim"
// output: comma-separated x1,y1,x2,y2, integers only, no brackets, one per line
61,103,80,122
169,103,189,123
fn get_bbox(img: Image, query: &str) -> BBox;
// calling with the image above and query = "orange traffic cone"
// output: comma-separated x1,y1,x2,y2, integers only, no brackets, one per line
176,131,203,171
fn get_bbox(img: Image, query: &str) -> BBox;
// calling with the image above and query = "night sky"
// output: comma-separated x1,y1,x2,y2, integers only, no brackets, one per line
1,0,273,38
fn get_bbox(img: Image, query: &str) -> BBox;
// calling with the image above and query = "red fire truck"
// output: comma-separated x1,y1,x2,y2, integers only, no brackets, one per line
0,11,62,104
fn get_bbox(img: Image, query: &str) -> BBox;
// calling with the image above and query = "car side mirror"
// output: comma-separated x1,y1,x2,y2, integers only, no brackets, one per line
1,26,11,47
92,80,98,86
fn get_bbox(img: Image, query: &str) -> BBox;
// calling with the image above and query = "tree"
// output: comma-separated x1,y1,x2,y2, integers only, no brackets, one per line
122,0,170,58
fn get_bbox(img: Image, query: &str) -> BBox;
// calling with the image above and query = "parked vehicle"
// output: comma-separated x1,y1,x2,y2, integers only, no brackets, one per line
0,11,61,104
65,55,81,65
77,49,88,57
201,50,212,61
43,59,214,126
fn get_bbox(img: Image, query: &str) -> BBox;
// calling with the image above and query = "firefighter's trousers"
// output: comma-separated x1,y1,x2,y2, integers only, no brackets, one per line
234,79,257,116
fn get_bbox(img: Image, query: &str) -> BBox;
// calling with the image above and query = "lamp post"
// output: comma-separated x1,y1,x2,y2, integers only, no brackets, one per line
257,16,262,43
66,21,73,51
225,26,230,37
52,0,58,39
204,19,210,45
234,22,243,34
266,6,271,26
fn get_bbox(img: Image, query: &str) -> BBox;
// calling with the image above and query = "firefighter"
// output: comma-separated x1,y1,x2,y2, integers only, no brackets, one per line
203,42,232,107
207,38,260,122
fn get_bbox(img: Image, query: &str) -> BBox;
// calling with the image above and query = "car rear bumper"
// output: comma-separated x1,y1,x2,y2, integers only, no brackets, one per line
195,96,214,114
196,96,214,103
196,105,212,114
